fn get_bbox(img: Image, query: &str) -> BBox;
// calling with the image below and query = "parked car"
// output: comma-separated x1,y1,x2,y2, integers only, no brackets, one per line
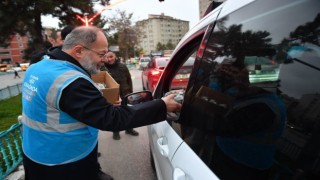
170,56,195,90
138,57,151,70
141,57,170,92
6,67,22,73
127,0,320,179
142,56,195,92
0,64,12,72
20,63,30,71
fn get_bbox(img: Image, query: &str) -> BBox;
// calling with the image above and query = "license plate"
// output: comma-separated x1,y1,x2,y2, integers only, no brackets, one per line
175,73,190,79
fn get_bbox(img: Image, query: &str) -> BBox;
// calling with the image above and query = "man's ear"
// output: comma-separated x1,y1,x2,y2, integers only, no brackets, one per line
71,45,84,59
73,46,83,56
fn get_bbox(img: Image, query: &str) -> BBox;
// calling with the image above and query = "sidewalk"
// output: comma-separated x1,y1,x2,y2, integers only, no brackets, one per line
0,72,25,89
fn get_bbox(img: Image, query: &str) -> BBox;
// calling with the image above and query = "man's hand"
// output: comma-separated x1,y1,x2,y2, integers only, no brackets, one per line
162,94,182,112
113,97,122,106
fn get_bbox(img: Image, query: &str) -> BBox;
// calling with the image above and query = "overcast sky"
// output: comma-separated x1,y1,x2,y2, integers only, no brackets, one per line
41,0,200,29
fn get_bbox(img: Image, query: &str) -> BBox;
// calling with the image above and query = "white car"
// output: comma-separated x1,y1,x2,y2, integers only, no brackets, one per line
6,67,22,73
126,0,320,179
138,57,151,70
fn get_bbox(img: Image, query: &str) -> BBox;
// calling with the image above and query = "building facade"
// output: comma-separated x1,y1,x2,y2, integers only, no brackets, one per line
0,33,30,64
0,28,54,65
136,13,189,55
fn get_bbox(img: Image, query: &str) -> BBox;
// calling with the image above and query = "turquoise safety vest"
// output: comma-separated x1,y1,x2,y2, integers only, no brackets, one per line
216,94,286,170
22,59,99,165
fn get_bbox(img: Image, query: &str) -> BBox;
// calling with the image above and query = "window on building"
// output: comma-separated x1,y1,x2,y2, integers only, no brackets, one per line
0,51,10,55
1,58,11,64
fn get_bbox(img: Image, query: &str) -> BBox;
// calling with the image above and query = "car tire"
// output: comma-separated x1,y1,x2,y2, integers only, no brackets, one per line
142,79,146,90
147,82,151,91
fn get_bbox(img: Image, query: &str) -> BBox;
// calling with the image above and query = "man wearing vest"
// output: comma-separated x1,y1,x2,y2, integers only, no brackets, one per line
21,26,181,180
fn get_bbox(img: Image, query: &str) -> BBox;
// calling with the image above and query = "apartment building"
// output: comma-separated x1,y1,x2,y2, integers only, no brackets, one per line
0,33,30,64
136,13,189,55
0,28,55,65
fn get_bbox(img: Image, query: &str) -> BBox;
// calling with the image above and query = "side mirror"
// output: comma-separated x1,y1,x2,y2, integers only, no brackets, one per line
123,91,153,106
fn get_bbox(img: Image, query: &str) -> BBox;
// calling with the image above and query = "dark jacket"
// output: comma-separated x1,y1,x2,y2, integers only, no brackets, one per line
102,60,133,97
44,48,167,131
30,46,62,65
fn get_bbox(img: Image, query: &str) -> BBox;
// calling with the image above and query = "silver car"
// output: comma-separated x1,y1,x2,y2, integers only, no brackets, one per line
126,0,320,179
138,57,151,70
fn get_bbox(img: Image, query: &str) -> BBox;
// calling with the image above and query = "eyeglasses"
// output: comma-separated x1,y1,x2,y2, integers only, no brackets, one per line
81,45,107,58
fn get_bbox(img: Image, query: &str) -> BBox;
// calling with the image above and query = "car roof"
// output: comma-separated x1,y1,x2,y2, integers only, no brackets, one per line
152,57,170,67
153,57,170,62
175,0,254,52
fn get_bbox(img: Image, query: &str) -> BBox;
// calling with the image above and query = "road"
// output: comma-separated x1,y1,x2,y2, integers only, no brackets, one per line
1,67,157,180
0,71,25,89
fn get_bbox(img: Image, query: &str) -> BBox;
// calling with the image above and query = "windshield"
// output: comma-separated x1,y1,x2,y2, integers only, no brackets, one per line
157,59,169,67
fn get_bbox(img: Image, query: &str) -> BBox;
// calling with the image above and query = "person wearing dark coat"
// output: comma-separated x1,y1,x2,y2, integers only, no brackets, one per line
30,26,75,65
101,51,139,140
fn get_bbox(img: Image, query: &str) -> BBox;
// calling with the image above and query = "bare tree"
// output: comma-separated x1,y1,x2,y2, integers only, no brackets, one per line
0,0,107,60
105,10,142,60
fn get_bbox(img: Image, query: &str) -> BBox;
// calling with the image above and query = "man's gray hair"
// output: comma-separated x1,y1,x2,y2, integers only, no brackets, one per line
62,26,105,50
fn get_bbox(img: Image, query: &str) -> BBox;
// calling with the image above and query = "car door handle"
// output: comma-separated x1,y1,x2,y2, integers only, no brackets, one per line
173,168,186,180
157,137,169,157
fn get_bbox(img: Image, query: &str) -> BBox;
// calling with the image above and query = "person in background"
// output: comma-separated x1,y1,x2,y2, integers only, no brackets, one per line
60,26,75,40
48,29,63,47
21,26,181,180
30,26,74,65
29,40,53,65
13,69,20,79
101,51,139,140
51,25,75,50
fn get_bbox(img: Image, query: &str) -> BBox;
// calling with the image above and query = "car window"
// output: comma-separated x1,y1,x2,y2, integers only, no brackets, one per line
140,58,150,62
157,58,170,68
178,0,320,179
169,54,196,91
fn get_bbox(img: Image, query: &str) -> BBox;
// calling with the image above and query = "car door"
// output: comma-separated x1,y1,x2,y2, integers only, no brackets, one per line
166,27,220,180
170,0,320,180
148,121,184,180
150,6,223,179
141,59,153,90
151,33,220,179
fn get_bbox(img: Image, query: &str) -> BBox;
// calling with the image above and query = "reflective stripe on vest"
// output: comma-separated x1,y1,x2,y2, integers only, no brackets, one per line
22,59,99,165
22,70,88,133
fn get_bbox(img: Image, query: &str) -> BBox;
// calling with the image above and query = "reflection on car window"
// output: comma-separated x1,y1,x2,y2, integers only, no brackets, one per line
169,53,196,91
157,59,169,68
179,0,320,179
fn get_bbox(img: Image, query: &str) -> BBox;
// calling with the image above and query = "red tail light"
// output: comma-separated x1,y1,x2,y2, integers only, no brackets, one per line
151,70,161,76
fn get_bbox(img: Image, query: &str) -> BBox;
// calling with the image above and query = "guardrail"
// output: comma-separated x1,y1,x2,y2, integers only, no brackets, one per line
0,122,23,180
0,84,22,101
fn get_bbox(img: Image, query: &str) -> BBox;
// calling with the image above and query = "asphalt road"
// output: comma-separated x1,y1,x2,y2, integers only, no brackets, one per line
1,67,157,180
0,71,25,89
